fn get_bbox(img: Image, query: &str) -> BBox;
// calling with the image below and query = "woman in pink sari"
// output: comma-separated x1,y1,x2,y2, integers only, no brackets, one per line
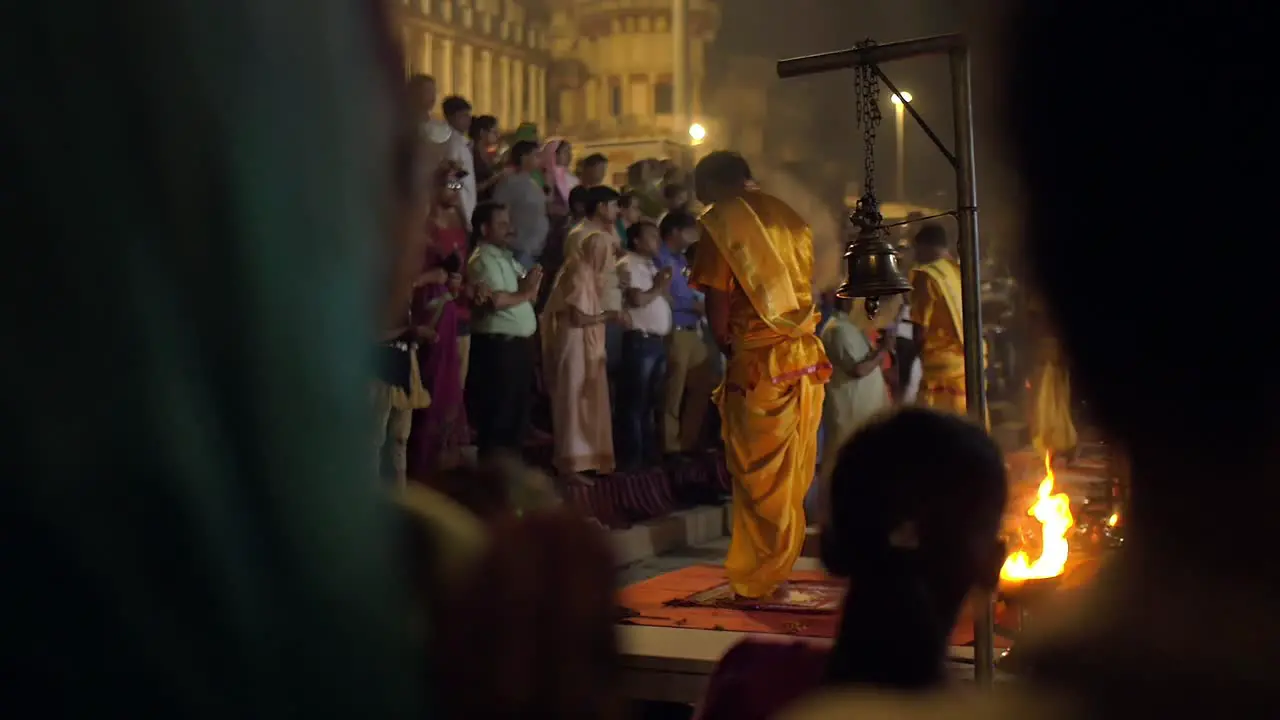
540,232,616,482
408,165,471,475
540,137,579,215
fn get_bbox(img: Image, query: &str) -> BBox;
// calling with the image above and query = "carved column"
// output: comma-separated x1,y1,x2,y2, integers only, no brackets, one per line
459,42,474,100
479,49,494,115
497,55,511,128
439,37,455,95
420,32,433,75
512,58,525,124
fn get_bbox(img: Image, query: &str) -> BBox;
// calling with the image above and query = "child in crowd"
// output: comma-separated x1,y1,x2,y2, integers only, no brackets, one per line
616,220,672,470
373,302,433,487
617,191,642,241
695,408,1009,720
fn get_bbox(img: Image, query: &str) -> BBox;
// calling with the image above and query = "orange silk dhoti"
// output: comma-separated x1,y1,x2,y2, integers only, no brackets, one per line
691,190,831,598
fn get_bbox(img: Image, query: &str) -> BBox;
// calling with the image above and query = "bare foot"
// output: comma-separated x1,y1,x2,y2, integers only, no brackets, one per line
734,582,792,603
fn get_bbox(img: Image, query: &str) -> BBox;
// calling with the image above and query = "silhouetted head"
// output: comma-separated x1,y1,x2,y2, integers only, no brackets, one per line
406,73,436,121
617,191,641,226
822,408,1007,595
508,140,539,173
584,185,619,224
910,222,948,264
580,153,609,186
627,220,660,256
567,185,590,220
694,151,752,205
468,114,499,147
663,182,689,211
659,209,698,251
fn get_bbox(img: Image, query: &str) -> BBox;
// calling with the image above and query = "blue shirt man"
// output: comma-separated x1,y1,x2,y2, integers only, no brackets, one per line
655,211,715,455
655,236,700,330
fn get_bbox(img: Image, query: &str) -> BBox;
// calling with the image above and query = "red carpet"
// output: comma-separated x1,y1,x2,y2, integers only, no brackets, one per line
618,564,1016,646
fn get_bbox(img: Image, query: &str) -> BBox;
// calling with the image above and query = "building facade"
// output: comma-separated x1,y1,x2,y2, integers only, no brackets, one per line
545,0,719,143
396,0,552,132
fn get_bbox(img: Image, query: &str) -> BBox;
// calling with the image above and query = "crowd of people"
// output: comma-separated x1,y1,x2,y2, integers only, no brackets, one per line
378,74,979,502
11,1,1270,719
375,73,722,490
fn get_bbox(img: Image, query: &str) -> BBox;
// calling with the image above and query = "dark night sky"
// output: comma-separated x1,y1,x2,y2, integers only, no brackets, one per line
706,0,1015,247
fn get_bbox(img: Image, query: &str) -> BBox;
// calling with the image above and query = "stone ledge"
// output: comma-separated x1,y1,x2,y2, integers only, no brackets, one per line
610,504,730,567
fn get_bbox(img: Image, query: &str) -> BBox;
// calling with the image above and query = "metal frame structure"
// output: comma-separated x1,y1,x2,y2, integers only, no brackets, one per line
777,33,995,687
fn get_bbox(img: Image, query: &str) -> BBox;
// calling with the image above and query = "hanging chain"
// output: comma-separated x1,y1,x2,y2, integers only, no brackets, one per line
852,38,882,209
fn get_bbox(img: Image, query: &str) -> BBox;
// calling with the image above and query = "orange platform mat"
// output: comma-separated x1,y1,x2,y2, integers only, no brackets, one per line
618,564,1015,647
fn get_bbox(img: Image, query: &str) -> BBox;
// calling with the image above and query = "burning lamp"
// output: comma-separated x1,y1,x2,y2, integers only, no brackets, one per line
837,193,913,317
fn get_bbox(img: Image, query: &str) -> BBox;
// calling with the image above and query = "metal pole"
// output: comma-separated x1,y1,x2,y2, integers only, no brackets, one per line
949,45,994,687
895,103,906,204
775,31,996,688
776,34,961,79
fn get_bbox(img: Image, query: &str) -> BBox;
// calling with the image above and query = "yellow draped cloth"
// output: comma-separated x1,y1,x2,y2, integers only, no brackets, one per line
690,190,831,598
1027,296,1077,454
909,257,971,414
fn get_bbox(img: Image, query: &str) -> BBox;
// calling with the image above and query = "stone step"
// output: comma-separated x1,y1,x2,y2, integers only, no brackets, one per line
610,504,730,567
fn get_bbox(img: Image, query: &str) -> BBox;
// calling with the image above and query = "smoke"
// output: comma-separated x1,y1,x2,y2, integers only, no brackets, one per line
749,161,847,292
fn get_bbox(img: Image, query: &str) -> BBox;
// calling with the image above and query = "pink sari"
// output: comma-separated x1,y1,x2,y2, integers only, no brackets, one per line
407,226,470,475
540,233,614,474
540,137,578,207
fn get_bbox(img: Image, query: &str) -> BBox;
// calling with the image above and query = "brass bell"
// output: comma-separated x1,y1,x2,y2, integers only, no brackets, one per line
836,194,913,316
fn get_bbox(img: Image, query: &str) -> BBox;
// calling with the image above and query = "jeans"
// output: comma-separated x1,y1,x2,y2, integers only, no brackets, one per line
616,330,667,470
605,321,624,378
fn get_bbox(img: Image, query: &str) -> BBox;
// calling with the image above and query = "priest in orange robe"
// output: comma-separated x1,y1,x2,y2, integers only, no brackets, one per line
908,223,972,414
689,151,831,599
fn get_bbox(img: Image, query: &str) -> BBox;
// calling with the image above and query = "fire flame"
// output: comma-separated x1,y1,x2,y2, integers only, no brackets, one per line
1000,453,1074,582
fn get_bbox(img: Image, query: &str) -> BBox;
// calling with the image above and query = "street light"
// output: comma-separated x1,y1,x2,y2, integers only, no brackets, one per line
689,122,707,144
891,91,912,205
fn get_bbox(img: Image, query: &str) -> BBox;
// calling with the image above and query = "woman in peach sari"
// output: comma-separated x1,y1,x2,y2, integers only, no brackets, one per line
540,232,617,482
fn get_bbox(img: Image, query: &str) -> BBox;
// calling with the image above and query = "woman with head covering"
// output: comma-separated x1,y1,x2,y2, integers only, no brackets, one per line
540,232,618,483
541,137,580,213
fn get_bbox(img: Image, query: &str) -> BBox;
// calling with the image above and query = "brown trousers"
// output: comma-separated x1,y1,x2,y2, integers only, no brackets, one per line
663,328,714,453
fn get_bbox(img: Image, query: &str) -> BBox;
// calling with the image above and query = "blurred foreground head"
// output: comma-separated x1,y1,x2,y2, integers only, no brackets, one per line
2,0,420,715
1007,3,1272,572
1002,4,1280,718
435,509,622,719
823,409,1007,593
